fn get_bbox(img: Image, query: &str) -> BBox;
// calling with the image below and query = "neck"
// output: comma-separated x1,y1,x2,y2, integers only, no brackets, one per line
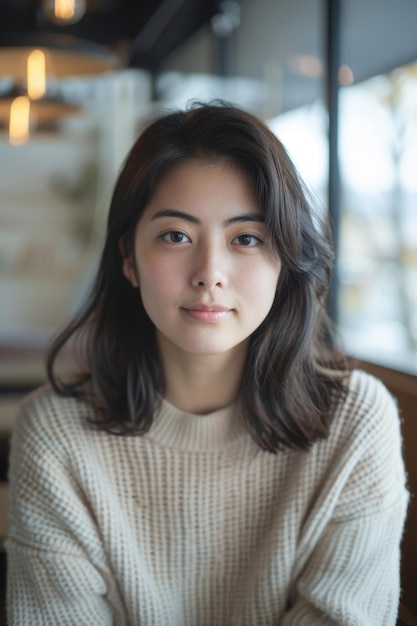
158,339,248,415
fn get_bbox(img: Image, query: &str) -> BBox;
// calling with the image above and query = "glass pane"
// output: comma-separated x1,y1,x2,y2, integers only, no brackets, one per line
158,0,325,121
338,61,417,372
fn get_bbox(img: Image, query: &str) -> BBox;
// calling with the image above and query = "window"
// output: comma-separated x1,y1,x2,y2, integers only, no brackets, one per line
338,63,417,373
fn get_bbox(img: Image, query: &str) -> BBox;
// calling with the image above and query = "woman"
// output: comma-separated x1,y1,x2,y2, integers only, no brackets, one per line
6,102,408,625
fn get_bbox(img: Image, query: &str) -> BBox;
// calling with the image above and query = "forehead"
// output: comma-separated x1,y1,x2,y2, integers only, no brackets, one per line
143,159,262,218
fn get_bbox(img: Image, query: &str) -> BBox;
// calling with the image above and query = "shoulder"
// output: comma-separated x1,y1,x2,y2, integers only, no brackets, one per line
345,368,397,413
11,384,94,454
18,383,92,421
313,368,405,486
323,369,408,517
8,386,106,502
332,369,400,443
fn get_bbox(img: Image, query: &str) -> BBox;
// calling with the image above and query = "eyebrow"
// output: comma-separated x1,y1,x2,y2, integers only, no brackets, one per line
151,209,265,226
224,213,265,226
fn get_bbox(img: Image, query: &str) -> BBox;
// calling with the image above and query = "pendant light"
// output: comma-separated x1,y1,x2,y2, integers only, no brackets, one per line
42,0,87,26
8,96,31,146
7,49,48,146
0,0,121,145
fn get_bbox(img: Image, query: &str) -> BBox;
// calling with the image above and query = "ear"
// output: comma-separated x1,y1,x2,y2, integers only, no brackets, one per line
119,236,139,287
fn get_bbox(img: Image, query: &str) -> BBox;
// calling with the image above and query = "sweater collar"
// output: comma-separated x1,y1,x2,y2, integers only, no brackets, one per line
145,397,247,452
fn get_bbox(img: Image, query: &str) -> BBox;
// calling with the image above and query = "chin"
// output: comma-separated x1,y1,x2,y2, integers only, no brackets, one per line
182,339,245,357
184,345,233,357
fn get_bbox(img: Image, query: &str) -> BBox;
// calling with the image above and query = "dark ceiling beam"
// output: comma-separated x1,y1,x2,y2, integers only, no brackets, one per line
0,0,218,71
128,0,218,71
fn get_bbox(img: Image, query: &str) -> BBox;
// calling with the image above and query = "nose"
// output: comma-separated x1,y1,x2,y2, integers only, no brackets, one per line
190,241,228,289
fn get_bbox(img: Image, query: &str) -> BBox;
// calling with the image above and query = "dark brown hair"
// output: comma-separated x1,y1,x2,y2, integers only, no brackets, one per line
47,101,349,452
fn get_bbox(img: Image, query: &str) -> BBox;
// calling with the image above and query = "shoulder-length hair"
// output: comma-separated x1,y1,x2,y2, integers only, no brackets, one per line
47,101,349,453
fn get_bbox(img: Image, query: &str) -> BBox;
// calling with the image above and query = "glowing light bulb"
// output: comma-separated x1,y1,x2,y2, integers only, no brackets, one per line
42,0,86,25
27,50,46,100
9,96,31,146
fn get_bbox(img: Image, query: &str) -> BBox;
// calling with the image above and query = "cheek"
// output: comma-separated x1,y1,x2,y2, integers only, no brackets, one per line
239,262,280,305
137,256,179,303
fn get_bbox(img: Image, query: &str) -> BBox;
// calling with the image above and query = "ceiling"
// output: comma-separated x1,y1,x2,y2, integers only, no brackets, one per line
2,0,417,115
0,0,219,72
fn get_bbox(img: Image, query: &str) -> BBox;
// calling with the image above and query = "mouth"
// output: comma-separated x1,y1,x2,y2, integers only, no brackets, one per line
181,304,233,323
183,303,231,312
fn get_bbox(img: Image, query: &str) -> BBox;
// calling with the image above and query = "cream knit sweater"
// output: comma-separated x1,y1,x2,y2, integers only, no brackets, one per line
6,370,408,625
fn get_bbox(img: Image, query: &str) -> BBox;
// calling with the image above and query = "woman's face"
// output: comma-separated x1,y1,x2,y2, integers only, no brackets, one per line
122,160,281,362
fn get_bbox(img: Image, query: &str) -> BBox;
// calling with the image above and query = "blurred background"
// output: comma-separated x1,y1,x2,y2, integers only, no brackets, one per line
1,0,416,378
0,0,416,623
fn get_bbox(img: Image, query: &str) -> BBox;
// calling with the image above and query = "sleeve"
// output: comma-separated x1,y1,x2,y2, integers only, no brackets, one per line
281,373,409,626
5,394,125,626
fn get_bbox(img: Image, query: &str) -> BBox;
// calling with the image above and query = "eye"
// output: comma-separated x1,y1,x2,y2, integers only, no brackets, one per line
161,231,191,244
232,234,263,247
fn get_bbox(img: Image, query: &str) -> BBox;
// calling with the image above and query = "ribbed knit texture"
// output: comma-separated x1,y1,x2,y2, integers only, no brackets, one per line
6,370,408,625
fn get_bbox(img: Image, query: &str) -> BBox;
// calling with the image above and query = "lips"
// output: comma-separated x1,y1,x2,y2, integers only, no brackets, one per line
181,303,233,323
183,303,230,312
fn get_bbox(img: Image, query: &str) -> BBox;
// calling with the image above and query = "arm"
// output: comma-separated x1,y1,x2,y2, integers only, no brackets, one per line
282,374,409,626
281,501,407,625
7,540,116,625
6,392,125,626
